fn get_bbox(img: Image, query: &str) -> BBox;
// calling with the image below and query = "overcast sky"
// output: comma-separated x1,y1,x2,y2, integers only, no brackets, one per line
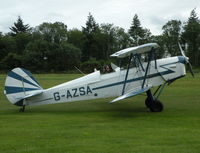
0,0,200,35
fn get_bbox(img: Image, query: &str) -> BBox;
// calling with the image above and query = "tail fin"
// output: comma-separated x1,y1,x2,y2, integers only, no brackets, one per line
4,68,43,106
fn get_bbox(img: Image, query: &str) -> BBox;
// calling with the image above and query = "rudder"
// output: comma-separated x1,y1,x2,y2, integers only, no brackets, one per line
4,68,43,106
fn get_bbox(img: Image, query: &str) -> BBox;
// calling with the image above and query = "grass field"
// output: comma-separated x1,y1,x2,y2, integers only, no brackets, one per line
0,73,200,153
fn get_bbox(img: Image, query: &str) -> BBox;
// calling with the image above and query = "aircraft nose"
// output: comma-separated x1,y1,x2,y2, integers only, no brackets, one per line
178,56,188,64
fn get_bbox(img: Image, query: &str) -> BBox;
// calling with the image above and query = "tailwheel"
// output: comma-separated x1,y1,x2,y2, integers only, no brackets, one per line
19,105,26,112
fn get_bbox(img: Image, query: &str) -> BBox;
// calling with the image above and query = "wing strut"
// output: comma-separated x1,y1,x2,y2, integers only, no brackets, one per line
135,54,145,71
141,48,154,88
121,53,133,95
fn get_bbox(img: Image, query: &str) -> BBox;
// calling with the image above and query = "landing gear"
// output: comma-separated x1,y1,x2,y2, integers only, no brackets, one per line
145,98,163,112
19,99,26,112
19,105,26,112
145,97,151,108
150,100,163,112
145,90,164,112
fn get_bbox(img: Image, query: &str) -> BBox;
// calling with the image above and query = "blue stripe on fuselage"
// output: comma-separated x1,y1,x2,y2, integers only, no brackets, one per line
92,70,173,91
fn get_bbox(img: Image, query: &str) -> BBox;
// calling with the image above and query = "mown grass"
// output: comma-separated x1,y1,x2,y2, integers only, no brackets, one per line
0,73,200,153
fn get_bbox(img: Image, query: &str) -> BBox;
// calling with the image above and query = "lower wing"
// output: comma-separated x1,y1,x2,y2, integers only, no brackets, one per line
110,85,152,103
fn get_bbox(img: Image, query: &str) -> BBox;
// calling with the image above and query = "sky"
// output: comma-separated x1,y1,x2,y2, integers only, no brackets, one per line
0,0,200,35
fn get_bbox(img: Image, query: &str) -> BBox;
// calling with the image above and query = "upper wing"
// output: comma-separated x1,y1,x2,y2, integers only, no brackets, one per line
110,43,159,58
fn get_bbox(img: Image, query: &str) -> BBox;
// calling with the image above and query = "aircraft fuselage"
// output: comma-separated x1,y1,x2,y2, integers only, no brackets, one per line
26,56,186,106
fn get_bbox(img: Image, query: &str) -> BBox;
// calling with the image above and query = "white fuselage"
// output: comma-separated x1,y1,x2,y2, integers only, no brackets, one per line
27,56,186,106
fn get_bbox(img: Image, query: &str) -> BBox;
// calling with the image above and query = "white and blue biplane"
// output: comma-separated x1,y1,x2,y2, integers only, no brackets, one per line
4,43,193,112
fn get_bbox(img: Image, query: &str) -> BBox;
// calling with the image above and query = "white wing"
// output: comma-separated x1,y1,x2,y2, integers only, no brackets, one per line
110,85,152,103
110,43,159,58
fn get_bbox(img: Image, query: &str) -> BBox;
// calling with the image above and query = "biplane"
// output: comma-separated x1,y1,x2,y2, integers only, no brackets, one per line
4,43,193,112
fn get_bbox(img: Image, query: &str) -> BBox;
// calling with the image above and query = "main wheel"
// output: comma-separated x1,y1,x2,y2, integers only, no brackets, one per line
149,100,163,112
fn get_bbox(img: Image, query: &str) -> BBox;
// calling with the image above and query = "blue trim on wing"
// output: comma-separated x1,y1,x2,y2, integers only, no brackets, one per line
8,71,40,88
5,86,39,94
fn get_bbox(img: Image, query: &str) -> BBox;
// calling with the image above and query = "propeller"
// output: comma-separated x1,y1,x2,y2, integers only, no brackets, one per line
178,43,194,77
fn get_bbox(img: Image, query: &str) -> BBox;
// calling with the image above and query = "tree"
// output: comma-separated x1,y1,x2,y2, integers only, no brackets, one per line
15,32,31,54
8,16,32,56
35,22,68,44
24,22,83,72
23,39,50,71
0,52,22,70
97,23,116,59
24,40,81,72
140,28,152,44
129,14,150,45
82,13,99,61
114,27,132,50
46,42,81,71
162,20,182,56
10,16,31,35
0,35,15,61
150,35,166,58
182,9,200,66
67,28,84,50
82,13,99,35
0,35,18,70
93,24,131,60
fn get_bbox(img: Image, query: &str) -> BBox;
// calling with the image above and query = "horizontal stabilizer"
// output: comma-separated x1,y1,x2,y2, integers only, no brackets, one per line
110,86,152,103
13,90,44,106
23,90,43,99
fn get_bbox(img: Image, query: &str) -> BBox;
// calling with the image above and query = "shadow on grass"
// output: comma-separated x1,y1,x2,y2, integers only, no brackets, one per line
1,96,162,119
2,101,154,120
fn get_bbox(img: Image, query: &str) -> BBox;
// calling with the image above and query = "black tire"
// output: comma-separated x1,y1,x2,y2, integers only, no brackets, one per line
19,108,23,112
149,100,163,112
19,106,25,112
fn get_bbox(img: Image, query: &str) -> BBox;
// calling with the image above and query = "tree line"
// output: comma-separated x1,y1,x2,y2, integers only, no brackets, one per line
0,9,200,73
